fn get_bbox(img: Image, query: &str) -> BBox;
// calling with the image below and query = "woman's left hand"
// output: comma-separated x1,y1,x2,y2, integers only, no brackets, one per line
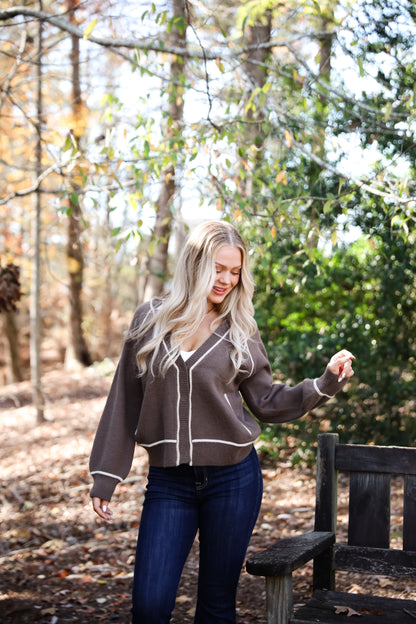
327,349,355,382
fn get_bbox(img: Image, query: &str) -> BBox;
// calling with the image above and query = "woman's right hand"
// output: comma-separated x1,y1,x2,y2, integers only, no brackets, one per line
327,349,355,382
92,497,113,521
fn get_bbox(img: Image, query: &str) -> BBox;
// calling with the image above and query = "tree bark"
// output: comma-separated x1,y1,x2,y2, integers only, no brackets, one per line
239,10,272,201
3,311,23,382
67,203,92,366
66,0,92,367
317,4,336,108
143,0,187,301
245,14,272,88
31,0,45,423
307,0,337,248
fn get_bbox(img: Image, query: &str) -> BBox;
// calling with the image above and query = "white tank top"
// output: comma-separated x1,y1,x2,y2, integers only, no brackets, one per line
180,349,196,361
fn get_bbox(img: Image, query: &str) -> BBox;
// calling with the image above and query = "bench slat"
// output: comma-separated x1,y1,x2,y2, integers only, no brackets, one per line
404,475,416,551
336,444,416,475
291,589,416,624
334,544,416,577
348,472,390,548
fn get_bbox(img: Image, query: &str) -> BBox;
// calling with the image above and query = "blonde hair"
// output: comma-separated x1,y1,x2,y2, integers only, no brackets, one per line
130,220,257,377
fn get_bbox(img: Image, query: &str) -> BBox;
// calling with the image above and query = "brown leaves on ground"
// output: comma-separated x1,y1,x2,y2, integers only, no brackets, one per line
1,368,416,623
334,605,362,616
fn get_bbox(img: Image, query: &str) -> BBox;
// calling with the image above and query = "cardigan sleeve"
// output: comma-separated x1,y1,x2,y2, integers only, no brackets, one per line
89,308,145,501
239,330,346,424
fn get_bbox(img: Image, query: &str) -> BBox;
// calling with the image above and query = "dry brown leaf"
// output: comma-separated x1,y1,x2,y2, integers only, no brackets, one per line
377,577,394,588
334,605,362,616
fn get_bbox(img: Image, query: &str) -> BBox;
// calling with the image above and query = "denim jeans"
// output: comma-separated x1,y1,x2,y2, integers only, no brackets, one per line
131,447,263,624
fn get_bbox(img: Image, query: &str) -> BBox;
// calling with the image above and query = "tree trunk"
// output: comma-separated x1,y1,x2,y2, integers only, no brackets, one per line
66,0,92,367
239,10,272,201
31,0,45,423
3,311,23,382
245,14,271,88
317,4,336,108
67,203,92,366
143,164,176,301
97,204,113,357
307,0,337,248
143,0,187,301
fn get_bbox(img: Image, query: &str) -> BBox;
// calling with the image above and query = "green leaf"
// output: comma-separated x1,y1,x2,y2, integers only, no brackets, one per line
383,102,393,122
62,136,72,152
129,194,138,210
148,239,156,257
323,199,333,215
69,192,79,207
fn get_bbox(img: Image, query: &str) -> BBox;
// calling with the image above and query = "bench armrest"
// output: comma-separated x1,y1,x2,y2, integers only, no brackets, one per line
246,530,334,577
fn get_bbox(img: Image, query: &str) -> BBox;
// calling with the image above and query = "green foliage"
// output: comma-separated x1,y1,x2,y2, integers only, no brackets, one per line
248,194,416,457
3,0,416,455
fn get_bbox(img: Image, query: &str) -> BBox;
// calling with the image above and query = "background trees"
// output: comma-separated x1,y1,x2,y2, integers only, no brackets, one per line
0,0,415,448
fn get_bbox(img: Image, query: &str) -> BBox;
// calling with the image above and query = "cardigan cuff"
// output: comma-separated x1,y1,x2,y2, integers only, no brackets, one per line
314,366,347,399
90,472,121,502
313,377,335,399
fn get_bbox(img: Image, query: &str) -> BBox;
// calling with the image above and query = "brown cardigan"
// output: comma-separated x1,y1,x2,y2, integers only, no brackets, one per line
89,300,345,501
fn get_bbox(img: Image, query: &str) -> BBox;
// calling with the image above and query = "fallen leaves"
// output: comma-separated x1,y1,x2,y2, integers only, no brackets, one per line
334,604,387,617
335,605,362,616
1,369,416,623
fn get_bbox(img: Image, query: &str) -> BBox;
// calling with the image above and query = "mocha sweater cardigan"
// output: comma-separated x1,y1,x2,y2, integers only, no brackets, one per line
89,300,346,501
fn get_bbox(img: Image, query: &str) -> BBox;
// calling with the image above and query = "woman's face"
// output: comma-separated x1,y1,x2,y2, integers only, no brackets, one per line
207,245,242,307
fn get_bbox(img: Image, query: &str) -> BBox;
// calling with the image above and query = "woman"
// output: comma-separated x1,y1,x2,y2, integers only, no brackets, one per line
89,220,354,624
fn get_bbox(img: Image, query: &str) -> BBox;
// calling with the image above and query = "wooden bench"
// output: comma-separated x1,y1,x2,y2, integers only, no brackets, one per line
246,432,416,623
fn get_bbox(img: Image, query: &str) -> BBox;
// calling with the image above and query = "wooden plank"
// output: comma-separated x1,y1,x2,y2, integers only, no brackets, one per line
404,475,416,551
314,433,338,533
291,589,416,624
336,444,416,475
348,472,390,548
334,545,416,577
313,434,338,590
265,575,292,624
246,531,334,577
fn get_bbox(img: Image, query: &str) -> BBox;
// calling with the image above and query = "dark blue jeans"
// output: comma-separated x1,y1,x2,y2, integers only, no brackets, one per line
131,447,263,624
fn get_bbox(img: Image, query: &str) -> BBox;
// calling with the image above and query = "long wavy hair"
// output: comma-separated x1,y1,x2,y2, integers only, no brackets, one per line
129,220,257,377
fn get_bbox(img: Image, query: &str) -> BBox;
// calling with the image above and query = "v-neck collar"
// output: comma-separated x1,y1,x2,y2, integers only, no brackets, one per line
187,317,230,365
167,318,230,367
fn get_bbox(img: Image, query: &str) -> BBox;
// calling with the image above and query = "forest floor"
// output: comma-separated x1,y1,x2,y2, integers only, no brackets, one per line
1,366,416,623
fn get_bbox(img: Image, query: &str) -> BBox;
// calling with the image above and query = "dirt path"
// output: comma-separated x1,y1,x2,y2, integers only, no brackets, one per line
1,368,415,622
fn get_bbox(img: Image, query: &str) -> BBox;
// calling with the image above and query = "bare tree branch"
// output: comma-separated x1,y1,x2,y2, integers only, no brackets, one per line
2,5,408,128
1,5,413,211
285,42,408,122
0,29,27,111
0,6,347,62
291,136,415,205
0,156,74,205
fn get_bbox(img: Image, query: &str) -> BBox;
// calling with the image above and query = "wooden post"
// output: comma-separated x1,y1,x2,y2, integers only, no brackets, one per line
313,433,338,590
265,575,293,624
